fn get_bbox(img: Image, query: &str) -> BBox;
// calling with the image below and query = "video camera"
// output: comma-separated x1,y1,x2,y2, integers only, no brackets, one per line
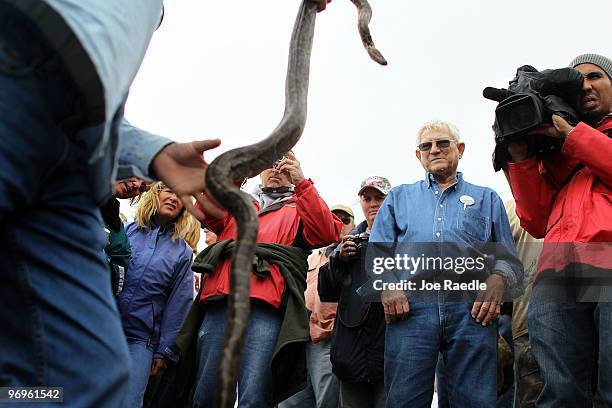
483,65,584,171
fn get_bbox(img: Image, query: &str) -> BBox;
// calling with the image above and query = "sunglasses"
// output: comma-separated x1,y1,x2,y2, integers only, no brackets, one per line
337,215,353,225
417,139,454,152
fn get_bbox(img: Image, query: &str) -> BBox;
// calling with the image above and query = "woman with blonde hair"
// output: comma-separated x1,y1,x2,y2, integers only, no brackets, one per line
182,214,201,255
117,182,194,408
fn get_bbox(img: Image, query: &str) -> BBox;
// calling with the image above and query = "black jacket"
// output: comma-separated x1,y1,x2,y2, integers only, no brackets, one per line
318,221,385,384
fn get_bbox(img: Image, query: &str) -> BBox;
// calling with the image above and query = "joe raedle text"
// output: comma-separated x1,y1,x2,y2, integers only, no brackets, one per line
372,279,487,292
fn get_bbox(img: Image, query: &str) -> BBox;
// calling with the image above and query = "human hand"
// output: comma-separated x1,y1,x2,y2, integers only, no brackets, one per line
151,139,224,220
338,235,358,261
150,358,167,377
527,115,574,140
194,191,226,221
317,0,332,12
471,274,505,326
551,114,574,138
506,141,530,163
381,289,410,324
276,151,305,186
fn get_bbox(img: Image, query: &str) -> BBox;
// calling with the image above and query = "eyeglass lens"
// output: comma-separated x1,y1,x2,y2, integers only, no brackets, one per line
418,139,452,151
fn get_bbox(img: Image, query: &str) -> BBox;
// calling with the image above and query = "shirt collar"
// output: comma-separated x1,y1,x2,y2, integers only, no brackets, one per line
425,171,463,190
150,217,176,234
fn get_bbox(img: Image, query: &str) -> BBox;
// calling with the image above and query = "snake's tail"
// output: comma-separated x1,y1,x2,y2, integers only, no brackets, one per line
366,46,387,66
351,0,387,66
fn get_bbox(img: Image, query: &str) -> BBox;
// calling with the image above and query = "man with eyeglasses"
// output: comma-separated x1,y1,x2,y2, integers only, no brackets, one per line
369,120,523,407
504,53,612,407
279,204,354,408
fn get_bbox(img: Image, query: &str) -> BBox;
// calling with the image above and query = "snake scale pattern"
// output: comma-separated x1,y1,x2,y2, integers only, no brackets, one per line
204,0,385,405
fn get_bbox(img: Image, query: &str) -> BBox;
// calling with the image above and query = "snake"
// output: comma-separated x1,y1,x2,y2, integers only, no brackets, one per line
204,0,386,406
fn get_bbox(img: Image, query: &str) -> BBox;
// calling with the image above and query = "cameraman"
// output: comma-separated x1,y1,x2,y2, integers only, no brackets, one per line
318,176,391,408
505,53,612,407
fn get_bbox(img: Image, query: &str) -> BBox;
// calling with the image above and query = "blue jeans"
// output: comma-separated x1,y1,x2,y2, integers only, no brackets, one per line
528,277,612,407
278,339,339,408
192,299,282,408
385,300,497,408
123,342,155,408
436,319,511,408
0,3,129,407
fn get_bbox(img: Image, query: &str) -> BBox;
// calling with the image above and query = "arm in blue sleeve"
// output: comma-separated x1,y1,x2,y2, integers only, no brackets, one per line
490,193,524,298
116,119,173,181
155,247,194,364
368,191,402,284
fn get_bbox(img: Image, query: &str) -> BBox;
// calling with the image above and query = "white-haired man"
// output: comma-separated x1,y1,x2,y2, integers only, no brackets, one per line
369,120,523,407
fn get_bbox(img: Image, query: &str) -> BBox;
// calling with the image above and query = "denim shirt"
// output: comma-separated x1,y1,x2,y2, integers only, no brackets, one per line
7,0,172,202
117,221,193,363
369,172,523,293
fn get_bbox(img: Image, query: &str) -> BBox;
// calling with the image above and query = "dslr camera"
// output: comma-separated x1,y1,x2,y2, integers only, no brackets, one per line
347,231,370,251
483,65,584,171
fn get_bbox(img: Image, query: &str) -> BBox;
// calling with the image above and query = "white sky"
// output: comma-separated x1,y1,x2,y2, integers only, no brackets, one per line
122,0,611,230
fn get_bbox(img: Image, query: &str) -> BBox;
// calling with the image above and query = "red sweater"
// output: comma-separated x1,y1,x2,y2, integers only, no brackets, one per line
507,115,612,275
199,179,341,307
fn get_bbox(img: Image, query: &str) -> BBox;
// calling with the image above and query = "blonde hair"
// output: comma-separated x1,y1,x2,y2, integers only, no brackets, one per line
416,120,461,144
134,182,191,241
182,215,201,254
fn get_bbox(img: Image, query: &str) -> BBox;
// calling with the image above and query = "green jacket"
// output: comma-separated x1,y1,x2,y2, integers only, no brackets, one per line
101,198,130,296
171,239,310,405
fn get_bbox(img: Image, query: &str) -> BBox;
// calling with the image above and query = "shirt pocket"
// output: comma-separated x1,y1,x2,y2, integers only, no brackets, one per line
458,208,491,242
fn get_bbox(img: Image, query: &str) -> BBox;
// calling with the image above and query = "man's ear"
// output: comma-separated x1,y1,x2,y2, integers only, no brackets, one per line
415,149,422,161
457,142,466,158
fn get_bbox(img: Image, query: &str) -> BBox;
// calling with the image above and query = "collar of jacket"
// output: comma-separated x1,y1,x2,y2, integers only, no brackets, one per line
258,198,297,216
347,221,369,237
149,216,176,235
597,113,612,136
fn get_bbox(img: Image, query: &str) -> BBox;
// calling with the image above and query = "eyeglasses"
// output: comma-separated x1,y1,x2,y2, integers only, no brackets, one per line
337,216,353,225
417,139,454,152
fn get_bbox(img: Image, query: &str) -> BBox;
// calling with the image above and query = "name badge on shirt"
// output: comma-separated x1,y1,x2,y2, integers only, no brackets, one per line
459,195,475,210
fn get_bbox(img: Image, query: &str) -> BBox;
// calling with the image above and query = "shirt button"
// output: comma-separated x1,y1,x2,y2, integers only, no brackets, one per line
435,191,439,195
438,217,442,221
439,204,443,208
436,232,441,237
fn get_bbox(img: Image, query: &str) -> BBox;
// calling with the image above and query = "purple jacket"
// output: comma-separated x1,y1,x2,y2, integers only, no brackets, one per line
117,220,193,363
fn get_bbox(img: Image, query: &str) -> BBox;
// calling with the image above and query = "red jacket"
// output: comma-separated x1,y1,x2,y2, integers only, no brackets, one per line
507,115,612,275
199,179,341,308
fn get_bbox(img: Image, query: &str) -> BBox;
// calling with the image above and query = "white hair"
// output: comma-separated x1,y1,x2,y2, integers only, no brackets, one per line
416,120,461,144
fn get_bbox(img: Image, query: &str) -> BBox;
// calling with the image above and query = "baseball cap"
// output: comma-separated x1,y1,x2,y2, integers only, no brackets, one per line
330,204,354,218
358,176,392,196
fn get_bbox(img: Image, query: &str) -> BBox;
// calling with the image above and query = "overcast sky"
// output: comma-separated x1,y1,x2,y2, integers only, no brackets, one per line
123,0,611,229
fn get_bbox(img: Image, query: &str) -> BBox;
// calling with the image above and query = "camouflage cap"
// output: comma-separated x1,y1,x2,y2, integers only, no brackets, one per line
358,176,392,196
